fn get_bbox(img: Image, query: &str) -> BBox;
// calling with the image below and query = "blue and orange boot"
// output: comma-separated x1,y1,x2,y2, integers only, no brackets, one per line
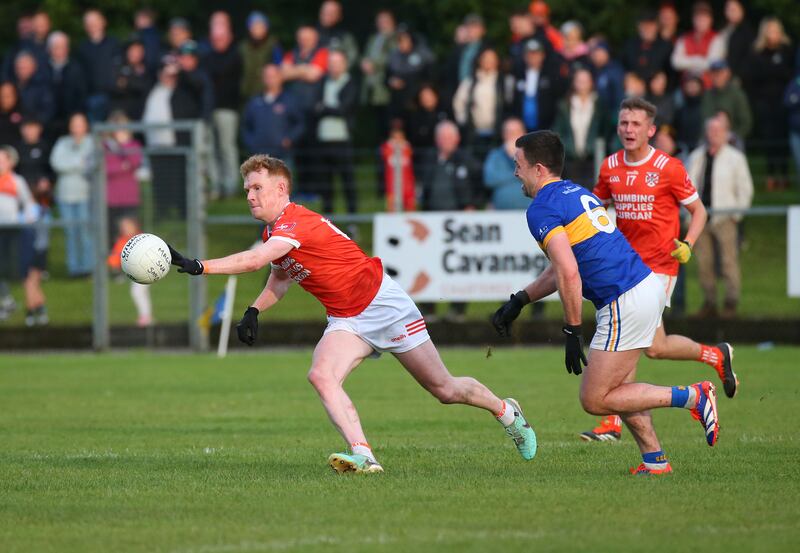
690,381,719,446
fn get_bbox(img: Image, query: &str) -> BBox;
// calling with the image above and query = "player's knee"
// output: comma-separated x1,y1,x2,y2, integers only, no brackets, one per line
307,367,336,393
430,381,460,404
645,344,665,359
579,389,605,415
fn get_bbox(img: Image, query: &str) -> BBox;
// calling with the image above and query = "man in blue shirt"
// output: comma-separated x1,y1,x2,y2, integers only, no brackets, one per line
491,130,720,475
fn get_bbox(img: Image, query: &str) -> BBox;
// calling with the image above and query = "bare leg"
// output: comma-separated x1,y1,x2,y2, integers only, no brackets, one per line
645,324,701,361
306,331,374,445
394,339,504,415
23,269,45,309
616,364,662,453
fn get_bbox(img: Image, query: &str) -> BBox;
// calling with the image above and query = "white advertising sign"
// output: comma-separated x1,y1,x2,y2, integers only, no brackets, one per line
789,206,800,297
374,211,552,301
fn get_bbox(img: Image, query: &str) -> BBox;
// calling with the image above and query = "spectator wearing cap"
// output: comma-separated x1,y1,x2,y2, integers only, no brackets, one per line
239,11,283,102
168,17,193,54
453,47,508,159
241,64,305,161
133,8,163,75
47,31,88,137
512,38,564,132
701,60,752,142
77,9,122,122
622,10,673,84
589,41,625,117
0,83,23,146
110,39,154,121
687,115,753,319
529,1,563,52
508,9,547,77
202,11,243,199
312,49,359,215
360,9,398,140
385,25,435,124
442,14,490,113
317,1,359,70
553,67,609,185
50,112,96,277
13,51,54,126
721,0,755,84
674,73,705,152
282,25,330,116
560,21,589,68
671,2,725,89
749,17,795,191
171,40,214,143
658,3,680,44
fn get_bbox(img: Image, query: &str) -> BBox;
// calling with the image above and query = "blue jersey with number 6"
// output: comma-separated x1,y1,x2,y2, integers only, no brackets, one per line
526,179,651,308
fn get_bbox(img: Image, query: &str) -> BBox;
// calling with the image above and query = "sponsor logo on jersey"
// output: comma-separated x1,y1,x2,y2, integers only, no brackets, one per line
645,172,660,187
390,334,407,343
562,185,582,194
274,222,297,232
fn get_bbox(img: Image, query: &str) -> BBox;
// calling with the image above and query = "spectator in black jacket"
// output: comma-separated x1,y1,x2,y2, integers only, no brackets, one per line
512,39,564,132
406,84,448,177
419,120,477,320
77,9,121,122
171,41,214,145
16,116,52,211
46,32,87,138
722,0,755,85
110,39,154,121
622,11,673,84
202,13,243,198
134,8,163,75
0,83,23,146
13,52,54,126
312,49,359,214
2,11,49,82
750,16,795,190
385,25,435,123
674,73,705,152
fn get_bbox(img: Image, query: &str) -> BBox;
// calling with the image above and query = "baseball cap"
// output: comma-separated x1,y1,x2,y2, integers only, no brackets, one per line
247,11,269,28
178,40,198,56
169,17,191,30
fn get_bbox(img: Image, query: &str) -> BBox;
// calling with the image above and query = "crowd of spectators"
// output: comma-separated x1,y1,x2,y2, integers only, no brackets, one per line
0,0,798,325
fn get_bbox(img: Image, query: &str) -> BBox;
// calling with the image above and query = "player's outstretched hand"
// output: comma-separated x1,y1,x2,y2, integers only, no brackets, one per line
562,324,587,375
168,244,204,275
236,306,259,346
491,290,529,337
670,239,692,264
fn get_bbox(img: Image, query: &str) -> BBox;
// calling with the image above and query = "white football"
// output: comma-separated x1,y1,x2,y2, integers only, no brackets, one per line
120,233,172,284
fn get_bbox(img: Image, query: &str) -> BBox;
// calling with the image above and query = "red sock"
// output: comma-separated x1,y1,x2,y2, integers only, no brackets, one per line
698,344,722,370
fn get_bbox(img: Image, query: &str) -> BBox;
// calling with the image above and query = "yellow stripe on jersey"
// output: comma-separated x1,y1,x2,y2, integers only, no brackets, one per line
563,210,600,246
541,226,565,249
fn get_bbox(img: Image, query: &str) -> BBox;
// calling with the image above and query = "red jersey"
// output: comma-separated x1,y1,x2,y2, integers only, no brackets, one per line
593,148,699,276
262,203,383,317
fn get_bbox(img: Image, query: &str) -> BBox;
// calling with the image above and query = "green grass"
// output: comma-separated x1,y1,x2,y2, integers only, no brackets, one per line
1,346,799,552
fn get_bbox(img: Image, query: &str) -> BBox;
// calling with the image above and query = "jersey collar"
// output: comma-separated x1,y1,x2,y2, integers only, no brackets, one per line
539,177,562,190
623,146,656,167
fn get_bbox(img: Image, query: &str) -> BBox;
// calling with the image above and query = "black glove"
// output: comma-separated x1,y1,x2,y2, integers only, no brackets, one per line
491,290,530,337
562,324,587,375
236,306,259,346
168,244,204,275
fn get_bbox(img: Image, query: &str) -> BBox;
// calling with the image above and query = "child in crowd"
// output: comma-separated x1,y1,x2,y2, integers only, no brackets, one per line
107,216,152,327
380,124,415,212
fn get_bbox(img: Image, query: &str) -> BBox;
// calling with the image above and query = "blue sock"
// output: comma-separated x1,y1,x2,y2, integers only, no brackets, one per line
642,450,668,469
670,386,690,408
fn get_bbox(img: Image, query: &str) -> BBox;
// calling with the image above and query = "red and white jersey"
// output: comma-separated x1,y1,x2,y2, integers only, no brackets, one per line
593,147,699,276
263,203,383,317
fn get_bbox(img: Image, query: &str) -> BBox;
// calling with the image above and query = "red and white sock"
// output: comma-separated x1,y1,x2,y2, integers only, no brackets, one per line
351,442,377,463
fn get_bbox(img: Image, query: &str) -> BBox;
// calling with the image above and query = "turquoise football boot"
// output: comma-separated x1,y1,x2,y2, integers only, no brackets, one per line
503,398,537,460
328,452,384,474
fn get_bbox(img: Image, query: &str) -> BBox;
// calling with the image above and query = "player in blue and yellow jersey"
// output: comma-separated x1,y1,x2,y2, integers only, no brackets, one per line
491,130,719,475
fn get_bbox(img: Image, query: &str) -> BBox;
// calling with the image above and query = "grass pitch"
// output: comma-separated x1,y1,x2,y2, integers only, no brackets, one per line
1,346,799,553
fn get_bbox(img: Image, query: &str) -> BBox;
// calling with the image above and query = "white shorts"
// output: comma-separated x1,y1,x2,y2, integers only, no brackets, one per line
655,273,677,308
590,272,666,352
323,274,430,355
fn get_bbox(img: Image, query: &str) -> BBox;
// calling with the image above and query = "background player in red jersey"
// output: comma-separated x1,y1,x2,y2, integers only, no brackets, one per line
168,154,537,473
582,97,738,442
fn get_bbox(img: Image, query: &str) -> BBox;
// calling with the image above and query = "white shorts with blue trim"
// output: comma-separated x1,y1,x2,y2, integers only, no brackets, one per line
590,272,666,352
323,273,430,355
